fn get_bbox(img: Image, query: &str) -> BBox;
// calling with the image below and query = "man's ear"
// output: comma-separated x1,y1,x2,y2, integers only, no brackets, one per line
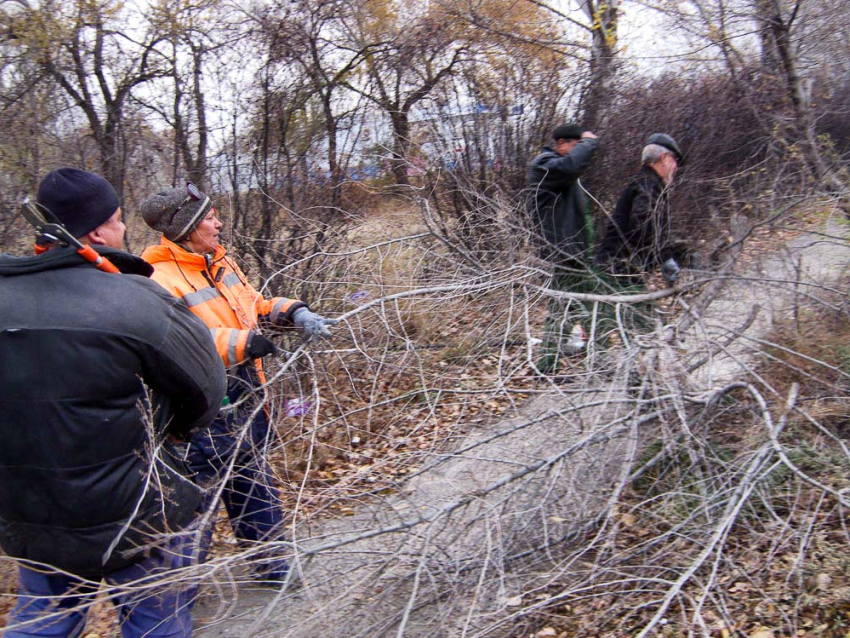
83,228,104,246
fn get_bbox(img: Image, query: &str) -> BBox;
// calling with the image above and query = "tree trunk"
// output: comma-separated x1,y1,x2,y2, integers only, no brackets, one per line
757,0,844,190
102,107,125,201
390,110,411,187
190,44,208,186
579,0,618,131
322,93,342,207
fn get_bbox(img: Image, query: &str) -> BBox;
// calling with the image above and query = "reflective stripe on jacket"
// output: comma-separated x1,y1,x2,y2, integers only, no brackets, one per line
141,237,305,370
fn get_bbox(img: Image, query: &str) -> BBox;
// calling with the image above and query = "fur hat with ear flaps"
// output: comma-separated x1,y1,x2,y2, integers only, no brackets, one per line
140,186,212,242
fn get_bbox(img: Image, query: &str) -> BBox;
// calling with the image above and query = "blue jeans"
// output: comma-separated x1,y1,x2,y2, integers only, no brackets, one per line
192,457,289,581
4,533,195,638
187,377,288,582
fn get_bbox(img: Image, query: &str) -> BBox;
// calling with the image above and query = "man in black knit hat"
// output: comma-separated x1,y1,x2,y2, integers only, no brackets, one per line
0,167,226,638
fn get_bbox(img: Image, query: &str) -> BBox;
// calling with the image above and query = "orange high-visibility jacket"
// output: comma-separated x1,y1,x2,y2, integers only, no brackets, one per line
141,237,305,369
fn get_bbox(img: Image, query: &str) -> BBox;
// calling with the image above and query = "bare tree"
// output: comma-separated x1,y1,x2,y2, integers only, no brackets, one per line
1,0,169,198
519,0,621,130
341,0,468,187
262,0,377,206
640,0,848,194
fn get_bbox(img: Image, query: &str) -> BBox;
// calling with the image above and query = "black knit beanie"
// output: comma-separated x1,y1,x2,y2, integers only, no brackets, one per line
140,186,212,242
36,168,120,238
552,124,582,141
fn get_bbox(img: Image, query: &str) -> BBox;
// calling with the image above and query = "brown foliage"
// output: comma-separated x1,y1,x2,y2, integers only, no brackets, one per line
584,70,791,243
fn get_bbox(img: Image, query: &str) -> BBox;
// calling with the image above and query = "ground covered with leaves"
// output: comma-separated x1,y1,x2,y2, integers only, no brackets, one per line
1,204,847,638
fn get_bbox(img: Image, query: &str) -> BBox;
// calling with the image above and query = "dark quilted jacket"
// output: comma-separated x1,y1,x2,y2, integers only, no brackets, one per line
526,138,598,267
596,165,676,273
0,246,226,576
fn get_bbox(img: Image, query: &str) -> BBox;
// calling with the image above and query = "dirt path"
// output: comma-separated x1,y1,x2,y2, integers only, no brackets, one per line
683,213,849,391
194,213,849,638
195,382,640,637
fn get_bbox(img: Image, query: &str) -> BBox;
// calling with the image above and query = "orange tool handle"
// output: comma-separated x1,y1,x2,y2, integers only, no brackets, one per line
77,245,120,273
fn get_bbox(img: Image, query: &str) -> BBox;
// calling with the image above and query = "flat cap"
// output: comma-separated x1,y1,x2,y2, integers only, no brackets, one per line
552,124,583,141
647,133,683,164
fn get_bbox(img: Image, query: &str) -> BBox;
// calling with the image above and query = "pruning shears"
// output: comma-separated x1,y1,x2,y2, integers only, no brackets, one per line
21,199,119,273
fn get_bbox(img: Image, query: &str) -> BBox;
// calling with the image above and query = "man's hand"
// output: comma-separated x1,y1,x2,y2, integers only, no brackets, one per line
661,258,681,286
247,331,277,358
293,307,338,340
581,131,598,140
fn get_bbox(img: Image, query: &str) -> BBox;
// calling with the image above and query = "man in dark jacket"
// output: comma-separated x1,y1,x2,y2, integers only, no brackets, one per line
526,123,599,373
527,123,599,267
596,133,684,286
0,168,226,638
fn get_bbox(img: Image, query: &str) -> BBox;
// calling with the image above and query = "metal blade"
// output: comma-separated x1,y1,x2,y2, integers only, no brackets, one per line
20,200,49,230
20,200,80,248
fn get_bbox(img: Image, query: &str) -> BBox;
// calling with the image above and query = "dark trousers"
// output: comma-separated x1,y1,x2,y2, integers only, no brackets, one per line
539,267,652,371
191,450,288,580
186,375,289,583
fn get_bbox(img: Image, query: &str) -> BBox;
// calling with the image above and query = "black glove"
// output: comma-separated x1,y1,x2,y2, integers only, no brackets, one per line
246,331,277,358
660,258,681,285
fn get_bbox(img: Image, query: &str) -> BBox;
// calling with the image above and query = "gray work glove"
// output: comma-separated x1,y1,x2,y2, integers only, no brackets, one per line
660,258,681,286
292,307,338,340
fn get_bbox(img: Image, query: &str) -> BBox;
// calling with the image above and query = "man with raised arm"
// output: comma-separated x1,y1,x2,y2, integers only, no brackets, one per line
527,123,599,373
